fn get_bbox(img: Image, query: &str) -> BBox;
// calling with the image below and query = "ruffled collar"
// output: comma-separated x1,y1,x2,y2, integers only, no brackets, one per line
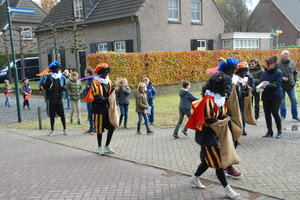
205,90,226,107
94,75,110,85
232,75,248,86
50,71,62,79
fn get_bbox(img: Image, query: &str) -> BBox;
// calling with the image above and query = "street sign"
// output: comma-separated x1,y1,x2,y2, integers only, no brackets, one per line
10,7,35,14
276,30,283,34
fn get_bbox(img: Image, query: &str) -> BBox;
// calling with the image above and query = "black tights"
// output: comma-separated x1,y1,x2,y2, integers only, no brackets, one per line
50,116,66,131
97,130,114,147
194,162,227,187
263,100,282,133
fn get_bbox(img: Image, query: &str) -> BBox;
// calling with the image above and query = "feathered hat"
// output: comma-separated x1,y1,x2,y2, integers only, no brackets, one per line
94,63,109,74
37,61,61,76
218,57,239,72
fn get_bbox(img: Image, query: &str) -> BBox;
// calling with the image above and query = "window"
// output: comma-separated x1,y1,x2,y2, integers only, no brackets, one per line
223,40,233,50
192,0,201,22
234,39,259,50
114,41,126,52
272,26,279,34
98,43,108,52
21,26,32,40
168,0,180,21
196,40,206,50
73,0,83,18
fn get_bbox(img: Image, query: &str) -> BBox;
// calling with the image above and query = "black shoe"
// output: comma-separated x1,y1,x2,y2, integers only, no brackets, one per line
173,134,179,139
147,130,154,134
242,131,247,136
149,122,154,125
292,117,300,121
137,131,142,135
263,132,273,137
181,129,188,136
276,131,282,139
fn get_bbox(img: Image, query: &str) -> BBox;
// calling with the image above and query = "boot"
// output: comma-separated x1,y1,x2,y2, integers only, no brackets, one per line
147,129,154,135
224,185,240,198
263,131,273,137
119,115,123,127
276,130,282,139
124,121,129,129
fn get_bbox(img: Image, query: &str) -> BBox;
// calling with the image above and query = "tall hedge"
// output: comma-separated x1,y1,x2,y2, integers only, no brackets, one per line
86,49,300,87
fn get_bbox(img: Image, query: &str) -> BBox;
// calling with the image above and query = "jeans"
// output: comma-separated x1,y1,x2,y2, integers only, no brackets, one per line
173,108,191,134
119,104,129,126
280,88,298,119
5,97,10,106
137,112,150,131
87,102,93,132
148,102,154,123
263,99,282,133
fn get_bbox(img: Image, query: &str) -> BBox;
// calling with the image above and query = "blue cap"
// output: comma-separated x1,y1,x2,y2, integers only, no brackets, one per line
48,61,61,69
218,58,239,72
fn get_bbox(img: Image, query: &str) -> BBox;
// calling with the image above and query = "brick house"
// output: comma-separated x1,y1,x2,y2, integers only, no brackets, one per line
35,0,225,76
251,0,300,47
0,0,47,54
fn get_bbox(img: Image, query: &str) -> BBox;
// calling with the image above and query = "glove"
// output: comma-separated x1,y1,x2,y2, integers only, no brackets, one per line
219,115,229,120
206,118,218,124
94,94,107,103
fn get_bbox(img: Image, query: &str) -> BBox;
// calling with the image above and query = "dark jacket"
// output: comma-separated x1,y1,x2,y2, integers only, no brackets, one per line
146,81,156,104
260,67,284,101
20,83,32,95
276,59,298,91
42,74,66,100
135,91,149,113
83,77,94,98
178,89,199,109
116,86,131,105
249,65,264,87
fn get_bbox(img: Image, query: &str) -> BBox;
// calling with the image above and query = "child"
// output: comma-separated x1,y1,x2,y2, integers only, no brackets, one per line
66,71,83,125
83,67,94,133
173,80,199,139
21,77,32,110
63,70,71,109
3,79,12,107
115,78,131,128
135,83,154,135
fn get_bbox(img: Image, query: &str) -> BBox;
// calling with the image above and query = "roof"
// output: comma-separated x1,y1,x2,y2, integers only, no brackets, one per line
0,0,47,30
38,0,146,30
272,0,300,31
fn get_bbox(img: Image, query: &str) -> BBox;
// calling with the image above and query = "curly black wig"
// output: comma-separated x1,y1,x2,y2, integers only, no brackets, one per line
202,72,232,97
97,67,111,75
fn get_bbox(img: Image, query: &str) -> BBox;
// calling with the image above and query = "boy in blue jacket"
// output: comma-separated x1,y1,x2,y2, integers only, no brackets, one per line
173,80,199,138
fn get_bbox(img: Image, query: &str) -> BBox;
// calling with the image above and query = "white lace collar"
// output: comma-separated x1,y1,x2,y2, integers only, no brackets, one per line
50,71,62,79
94,75,110,85
232,75,248,86
205,90,226,107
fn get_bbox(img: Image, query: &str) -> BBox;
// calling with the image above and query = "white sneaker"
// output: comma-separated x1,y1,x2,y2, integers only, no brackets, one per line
190,175,206,189
225,185,240,198
48,130,55,136
98,146,104,156
104,145,115,154
63,129,69,135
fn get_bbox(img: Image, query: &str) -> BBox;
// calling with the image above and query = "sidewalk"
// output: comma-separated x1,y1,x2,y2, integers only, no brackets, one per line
3,111,299,200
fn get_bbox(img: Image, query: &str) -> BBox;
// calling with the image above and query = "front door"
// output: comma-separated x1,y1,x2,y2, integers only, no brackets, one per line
197,40,206,51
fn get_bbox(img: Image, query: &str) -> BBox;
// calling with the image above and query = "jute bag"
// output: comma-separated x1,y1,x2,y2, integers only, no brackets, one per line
244,90,257,125
210,117,240,168
226,84,243,141
108,90,119,128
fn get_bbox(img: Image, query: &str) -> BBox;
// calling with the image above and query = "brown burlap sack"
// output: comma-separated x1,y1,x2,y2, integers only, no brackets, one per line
210,117,240,168
244,90,257,125
108,90,119,128
226,84,243,141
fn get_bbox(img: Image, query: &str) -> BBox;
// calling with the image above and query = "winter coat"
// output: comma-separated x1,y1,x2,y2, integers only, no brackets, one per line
146,81,156,104
276,59,298,91
249,65,264,87
3,85,12,94
260,66,284,101
83,77,94,98
178,89,199,109
135,91,149,113
116,86,131,105
66,78,83,101
20,83,32,95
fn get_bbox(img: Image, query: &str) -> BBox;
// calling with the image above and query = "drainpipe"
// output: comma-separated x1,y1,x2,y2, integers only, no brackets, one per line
131,16,140,52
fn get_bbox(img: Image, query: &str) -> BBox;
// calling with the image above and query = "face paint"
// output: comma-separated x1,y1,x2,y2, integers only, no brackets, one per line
98,68,110,78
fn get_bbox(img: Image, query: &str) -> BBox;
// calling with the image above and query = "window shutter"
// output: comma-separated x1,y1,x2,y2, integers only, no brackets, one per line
191,39,198,51
59,48,66,70
107,42,113,51
125,40,134,52
208,39,214,50
47,49,53,65
90,43,97,53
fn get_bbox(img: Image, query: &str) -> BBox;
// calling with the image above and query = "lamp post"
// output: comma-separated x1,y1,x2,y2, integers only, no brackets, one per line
5,0,22,122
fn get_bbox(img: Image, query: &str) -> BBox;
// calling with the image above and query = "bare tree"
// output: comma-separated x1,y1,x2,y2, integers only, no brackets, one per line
41,0,59,12
1,29,12,82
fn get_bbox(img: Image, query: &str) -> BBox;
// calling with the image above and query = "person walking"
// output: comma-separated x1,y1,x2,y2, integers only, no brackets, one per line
115,78,131,128
276,50,300,121
63,70,71,109
83,67,94,134
144,77,156,125
259,56,284,139
3,79,12,107
67,71,83,125
135,83,154,135
172,80,199,139
20,77,32,110
186,73,240,198
249,59,264,121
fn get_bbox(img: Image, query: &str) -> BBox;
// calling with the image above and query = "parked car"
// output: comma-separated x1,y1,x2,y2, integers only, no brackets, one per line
0,57,40,83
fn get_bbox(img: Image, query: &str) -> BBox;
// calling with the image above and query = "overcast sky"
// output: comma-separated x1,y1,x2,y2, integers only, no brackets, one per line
248,0,260,10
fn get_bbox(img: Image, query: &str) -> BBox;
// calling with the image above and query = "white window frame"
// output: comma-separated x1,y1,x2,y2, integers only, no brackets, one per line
233,39,259,50
168,0,180,21
196,40,206,51
98,43,108,52
21,26,32,40
223,40,233,50
192,0,202,23
73,0,83,18
114,41,126,52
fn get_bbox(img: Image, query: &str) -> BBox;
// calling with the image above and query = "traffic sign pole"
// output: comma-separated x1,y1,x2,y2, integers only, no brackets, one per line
5,0,22,122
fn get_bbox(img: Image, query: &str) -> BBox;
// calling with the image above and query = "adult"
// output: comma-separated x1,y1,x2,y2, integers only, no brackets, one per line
144,77,156,125
260,56,284,138
249,59,263,121
83,67,94,134
84,63,117,156
187,73,240,198
277,50,300,121
38,61,68,136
